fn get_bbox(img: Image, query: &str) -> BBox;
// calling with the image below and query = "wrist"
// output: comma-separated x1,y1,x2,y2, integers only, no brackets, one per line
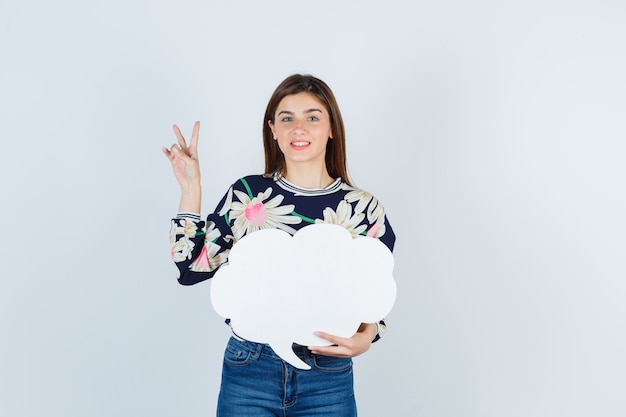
358,323,378,341
178,187,202,213
180,182,202,195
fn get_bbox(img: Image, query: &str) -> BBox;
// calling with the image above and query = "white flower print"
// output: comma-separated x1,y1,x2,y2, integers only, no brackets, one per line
341,184,387,238
228,187,301,240
190,222,230,272
183,219,198,238
170,219,196,263
315,200,367,238
218,187,233,216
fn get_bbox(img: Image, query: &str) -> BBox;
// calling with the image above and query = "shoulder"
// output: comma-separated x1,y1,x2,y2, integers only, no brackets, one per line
340,183,395,249
339,182,390,223
339,182,379,202
214,174,280,216
229,174,277,192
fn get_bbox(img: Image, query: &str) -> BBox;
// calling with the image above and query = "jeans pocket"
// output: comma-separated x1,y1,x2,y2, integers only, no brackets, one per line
223,342,255,366
312,355,353,372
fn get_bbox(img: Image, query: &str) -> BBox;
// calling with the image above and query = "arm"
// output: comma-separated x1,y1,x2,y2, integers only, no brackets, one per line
310,198,396,357
164,122,232,285
169,213,233,285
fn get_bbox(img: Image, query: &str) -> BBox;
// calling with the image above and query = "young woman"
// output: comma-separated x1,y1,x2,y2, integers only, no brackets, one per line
163,74,395,416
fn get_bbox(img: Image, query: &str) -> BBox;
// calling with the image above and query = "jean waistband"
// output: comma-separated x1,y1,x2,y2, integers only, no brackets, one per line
227,334,311,359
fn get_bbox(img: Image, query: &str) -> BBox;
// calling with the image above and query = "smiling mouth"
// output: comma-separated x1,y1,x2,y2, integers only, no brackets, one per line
291,141,311,147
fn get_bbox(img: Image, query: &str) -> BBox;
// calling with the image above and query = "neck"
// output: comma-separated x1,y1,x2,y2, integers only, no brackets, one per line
282,163,334,189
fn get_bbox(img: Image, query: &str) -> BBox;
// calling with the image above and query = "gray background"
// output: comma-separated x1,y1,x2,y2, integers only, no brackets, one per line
1,0,625,416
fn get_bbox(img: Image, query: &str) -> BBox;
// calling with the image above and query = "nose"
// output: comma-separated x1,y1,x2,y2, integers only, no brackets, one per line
293,118,305,134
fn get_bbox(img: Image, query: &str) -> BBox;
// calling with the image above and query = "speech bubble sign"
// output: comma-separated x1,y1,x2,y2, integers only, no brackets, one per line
210,223,396,369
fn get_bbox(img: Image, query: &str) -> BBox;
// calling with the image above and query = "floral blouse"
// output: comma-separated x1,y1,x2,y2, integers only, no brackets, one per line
169,174,396,286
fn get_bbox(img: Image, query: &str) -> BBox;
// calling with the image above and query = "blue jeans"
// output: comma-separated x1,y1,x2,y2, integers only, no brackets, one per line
217,337,357,417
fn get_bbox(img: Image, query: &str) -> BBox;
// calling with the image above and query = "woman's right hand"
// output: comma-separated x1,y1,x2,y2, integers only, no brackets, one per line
162,121,201,190
162,121,202,213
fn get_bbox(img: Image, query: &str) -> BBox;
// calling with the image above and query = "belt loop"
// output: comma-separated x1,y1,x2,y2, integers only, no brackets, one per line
251,340,264,360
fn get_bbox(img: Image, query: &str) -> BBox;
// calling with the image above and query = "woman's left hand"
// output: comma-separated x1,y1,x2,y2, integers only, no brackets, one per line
308,323,377,358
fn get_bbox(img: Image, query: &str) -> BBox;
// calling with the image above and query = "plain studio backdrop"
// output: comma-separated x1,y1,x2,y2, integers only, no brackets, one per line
1,1,624,416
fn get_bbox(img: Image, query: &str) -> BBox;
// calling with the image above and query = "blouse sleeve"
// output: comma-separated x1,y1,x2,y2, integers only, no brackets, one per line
363,198,395,343
378,213,396,253
372,212,394,343
168,187,235,286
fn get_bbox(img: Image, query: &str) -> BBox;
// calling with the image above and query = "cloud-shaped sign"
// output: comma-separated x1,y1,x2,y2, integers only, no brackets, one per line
210,223,396,370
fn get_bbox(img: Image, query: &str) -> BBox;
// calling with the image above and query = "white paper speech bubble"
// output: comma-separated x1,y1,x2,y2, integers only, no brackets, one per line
210,223,396,369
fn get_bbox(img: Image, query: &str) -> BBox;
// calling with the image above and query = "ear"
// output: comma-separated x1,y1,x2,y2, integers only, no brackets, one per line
268,119,277,139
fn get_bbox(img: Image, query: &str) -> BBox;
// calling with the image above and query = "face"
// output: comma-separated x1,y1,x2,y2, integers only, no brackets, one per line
268,92,333,171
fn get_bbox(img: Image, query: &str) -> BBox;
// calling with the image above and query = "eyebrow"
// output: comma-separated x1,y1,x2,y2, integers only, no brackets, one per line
277,108,323,116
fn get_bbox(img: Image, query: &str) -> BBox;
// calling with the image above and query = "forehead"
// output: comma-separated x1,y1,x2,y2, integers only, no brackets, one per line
276,92,326,112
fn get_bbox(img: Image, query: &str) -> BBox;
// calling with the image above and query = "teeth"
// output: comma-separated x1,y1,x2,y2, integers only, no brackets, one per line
292,141,310,146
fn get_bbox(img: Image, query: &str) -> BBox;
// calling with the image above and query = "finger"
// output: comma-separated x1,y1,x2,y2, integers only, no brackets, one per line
308,345,349,357
172,124,188,149
313,331,342,346
162,146,174,160
189,121,200,151
171,145,194,163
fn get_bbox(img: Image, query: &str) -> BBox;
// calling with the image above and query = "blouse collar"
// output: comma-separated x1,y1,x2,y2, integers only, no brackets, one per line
276,176,343,196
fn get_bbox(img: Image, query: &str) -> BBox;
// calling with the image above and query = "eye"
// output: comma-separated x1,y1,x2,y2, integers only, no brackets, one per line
281,116,293,122
308,116,319,122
